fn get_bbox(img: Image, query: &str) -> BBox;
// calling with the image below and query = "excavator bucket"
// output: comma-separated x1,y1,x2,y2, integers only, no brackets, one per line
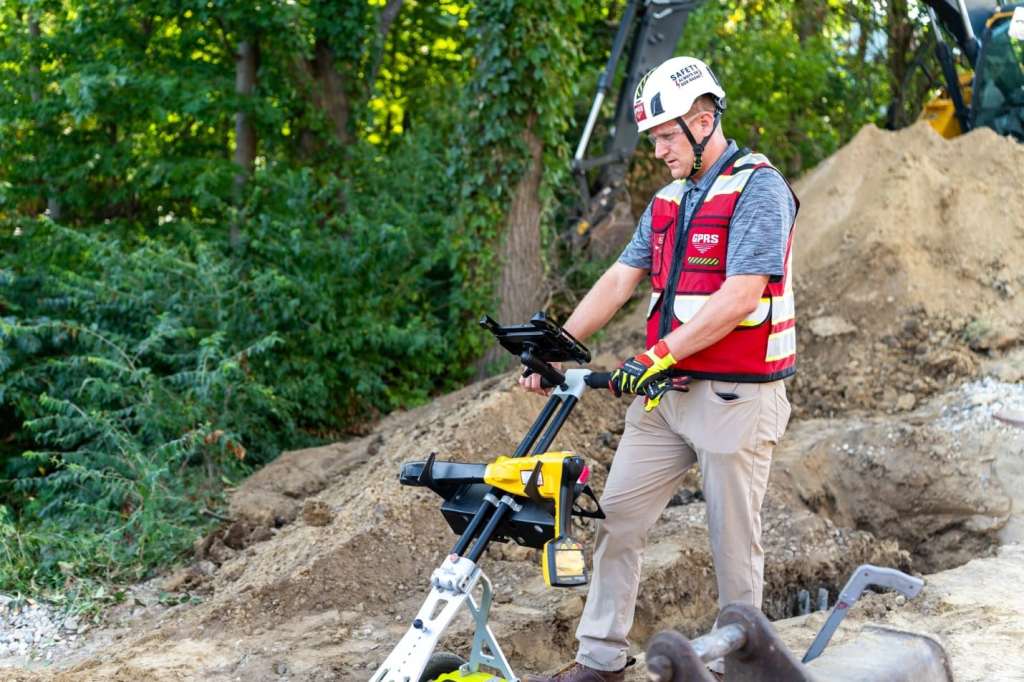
807,626,953,682
646,603,954,682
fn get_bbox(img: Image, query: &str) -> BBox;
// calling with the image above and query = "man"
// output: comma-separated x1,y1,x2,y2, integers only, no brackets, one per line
521,56,797,681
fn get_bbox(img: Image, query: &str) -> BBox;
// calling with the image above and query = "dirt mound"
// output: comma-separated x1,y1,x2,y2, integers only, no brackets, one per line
791,123,1024,417
772,378,1023,574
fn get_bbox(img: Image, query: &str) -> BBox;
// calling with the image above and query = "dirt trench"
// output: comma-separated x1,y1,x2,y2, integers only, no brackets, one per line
2,125,1024,682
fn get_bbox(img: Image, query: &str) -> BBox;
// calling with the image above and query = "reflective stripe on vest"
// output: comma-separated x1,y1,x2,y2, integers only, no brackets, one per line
670,294,771,327
766,326,797,362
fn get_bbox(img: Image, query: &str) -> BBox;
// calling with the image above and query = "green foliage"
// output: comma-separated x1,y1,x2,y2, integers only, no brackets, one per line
0,105,472,593
681,0,891,175
239,126,473,421
363,1,473,142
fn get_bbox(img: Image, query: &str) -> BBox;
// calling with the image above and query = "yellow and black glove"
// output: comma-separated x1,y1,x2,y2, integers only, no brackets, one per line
641,374,691,411
609,340,678,398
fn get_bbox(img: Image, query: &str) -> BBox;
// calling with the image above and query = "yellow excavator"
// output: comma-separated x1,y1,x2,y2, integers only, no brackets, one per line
918,0,1024,140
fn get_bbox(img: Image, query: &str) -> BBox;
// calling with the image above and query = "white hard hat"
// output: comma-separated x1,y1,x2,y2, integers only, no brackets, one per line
633,56,726,133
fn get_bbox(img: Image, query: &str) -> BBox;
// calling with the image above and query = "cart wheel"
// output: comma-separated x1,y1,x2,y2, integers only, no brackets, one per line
419,651,467,681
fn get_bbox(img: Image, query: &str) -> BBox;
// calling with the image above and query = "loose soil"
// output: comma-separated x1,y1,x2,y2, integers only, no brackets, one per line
790,123,1024,419
2,124,1023,681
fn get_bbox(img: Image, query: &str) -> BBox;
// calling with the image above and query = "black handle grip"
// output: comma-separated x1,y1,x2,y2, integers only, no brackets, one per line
538,371,612,390
521,348,567,389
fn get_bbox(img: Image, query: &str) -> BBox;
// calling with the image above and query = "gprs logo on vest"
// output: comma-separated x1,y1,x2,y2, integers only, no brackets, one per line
691,232,719,254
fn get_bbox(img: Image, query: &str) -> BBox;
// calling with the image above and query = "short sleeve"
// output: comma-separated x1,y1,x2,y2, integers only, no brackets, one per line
617,200,654,271
725,169,796,280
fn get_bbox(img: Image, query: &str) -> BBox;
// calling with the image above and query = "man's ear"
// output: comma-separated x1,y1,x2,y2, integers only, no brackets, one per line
700,110,715,136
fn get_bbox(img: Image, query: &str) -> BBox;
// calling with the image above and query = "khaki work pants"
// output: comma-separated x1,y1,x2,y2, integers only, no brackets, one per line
575,378,791,671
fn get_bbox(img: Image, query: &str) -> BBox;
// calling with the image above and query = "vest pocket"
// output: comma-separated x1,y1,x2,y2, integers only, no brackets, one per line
650,214,673,278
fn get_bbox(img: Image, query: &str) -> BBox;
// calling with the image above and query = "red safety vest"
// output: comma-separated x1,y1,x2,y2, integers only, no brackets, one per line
646,149,798,382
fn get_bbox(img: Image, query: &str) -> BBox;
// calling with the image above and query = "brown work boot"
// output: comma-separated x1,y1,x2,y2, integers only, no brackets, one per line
524,660,627,682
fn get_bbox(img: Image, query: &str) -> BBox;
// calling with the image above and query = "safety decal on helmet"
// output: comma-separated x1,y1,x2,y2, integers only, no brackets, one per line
634,101,647,122
650,92,664,117
669,63,702,89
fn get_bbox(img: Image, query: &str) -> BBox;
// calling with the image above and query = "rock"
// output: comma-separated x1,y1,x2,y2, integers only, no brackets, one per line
896,393,916,411
230,489,300,528
994,409,1024,428
207,538,236,565
302,499,333,527
486,543,534,562
249,525,274,543
223,521,251,550
808,316,857,338
555,595,584,620
925,349,978,377
163,568,195,592
196,560,217,576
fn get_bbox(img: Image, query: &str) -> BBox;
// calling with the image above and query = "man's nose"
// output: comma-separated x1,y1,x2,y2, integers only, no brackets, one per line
654,142,667,159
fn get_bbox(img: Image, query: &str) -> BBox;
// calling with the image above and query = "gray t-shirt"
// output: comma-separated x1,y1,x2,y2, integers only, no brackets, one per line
619,141,796,279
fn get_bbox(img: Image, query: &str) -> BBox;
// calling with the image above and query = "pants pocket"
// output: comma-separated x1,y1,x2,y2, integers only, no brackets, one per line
708,380,758,405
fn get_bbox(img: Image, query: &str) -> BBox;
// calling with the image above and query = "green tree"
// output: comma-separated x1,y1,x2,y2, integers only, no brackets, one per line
679,0,893,175
448,0,585,369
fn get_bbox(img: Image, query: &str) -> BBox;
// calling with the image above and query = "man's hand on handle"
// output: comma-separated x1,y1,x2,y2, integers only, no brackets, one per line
609,340,677,396
519,362,562,396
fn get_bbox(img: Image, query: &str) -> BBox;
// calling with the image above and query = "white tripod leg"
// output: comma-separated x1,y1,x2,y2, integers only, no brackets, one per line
370,554,516,682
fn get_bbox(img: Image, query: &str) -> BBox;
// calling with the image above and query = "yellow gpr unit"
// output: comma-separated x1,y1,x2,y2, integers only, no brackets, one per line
484,452,591,587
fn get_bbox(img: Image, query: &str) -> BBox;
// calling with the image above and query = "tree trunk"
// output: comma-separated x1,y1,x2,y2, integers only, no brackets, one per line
290,37,351,152
366,0,404,95
478,122,546,375
232,39,260,248
498,126,546,327
886,0,915,126
28,15,40,103
312,38,350,145
793,0,827,44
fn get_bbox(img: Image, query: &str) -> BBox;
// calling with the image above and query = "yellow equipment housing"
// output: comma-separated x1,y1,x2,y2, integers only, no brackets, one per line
921,71,974,137
484,452,590,588
433,672,503,682
921,72,974,138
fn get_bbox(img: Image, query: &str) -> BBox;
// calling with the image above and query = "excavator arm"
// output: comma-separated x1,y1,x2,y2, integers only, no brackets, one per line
571,0,705,246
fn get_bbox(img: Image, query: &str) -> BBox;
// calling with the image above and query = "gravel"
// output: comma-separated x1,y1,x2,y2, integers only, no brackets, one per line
0,594,89,665
936,378,1024,433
